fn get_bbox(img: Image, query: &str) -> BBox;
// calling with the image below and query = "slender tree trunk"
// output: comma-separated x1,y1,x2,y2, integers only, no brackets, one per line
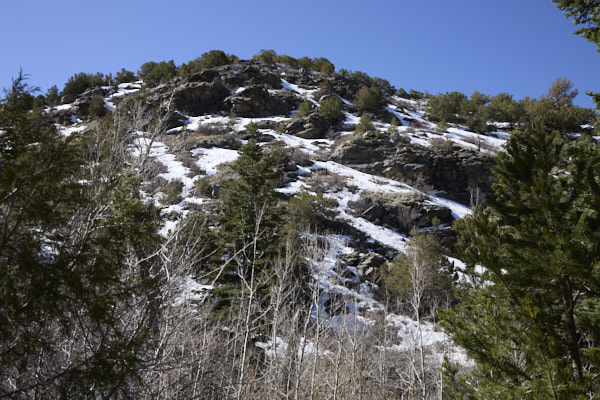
560,278,583,382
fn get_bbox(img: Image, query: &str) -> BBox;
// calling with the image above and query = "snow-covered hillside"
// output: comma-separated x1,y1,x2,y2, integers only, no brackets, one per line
47,62,509,375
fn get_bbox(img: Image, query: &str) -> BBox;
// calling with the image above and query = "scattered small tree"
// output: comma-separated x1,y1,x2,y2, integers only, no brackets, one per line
44,85,60,105
252,49,278,64
427,91,468,124
318,95,344,121
296,100,314,117
179,50,239,76
138,60,177,87
245,121,258,135
354,114,375,134
88,96,107,118
388,116,400,133
62,72,109,98
354,85,384,113
218,140,284,275
486,92,524,127
522,78,595,133
113,68,136,85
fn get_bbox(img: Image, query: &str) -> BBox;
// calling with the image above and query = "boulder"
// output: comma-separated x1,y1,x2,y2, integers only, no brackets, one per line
188,69,220,83
219,64,282,89
356,253,386,280
196,134,242,150
348,193,454,233
284,114,331,139
360,144,496,205
225,86,292,118
171,82,230,116
60,94,76,104
330,134,395,165
163,110,186,130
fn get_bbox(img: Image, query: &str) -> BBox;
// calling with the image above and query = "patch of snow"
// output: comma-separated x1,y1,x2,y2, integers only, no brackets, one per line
276,179,308,195
54,104,73,111
104,99,116,111
256,336,333,358
339,211,407,253
445,127,505,152
266,131,332,154
385,314,449,352
344,112,360,126
160,219,180,238
311,161,413,194
59,125,86,137
191,147,239,175
426,193,471,219
281,79,316,97
172,276,214,306
108,82,142,99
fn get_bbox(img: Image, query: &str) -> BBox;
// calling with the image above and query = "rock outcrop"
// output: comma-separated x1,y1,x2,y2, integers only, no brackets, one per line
225,86,293,118
284,114,333,139
170,82,230,116
331,132,495,204
348,192,453,233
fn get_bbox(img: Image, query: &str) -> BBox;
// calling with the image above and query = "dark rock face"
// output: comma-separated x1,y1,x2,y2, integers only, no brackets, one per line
341,252,386,281
196,134,242,150
71,97,92,117
348,194,453,233
171,82,230,116
374,145,496,204
332,133,496,204
330,133,396,164
225,86,292,118
63,87,111,120
185,63,274,89
186,62,282,90
60,94,76,104
284,114,332,139
163,111,187,130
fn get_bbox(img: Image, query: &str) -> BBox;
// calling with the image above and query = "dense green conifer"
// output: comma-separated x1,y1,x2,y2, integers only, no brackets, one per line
318,95,344,121
442,123,600,398
0,76,160,397
218,140,283,275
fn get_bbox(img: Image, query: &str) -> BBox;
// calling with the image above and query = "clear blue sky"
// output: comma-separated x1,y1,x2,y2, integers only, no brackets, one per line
1,0,598,108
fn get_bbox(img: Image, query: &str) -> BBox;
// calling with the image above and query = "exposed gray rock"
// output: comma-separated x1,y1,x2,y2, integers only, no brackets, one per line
356,253,386,280
163,110,186,130
218,63,282,89
330,133,395,164
196,134,242,150
225,86,292,117
332,133,495,204
60,94,76,104
284,114,332,139
348,193,453,233
341,252,386,281
171,82,230,116
374,145,496,204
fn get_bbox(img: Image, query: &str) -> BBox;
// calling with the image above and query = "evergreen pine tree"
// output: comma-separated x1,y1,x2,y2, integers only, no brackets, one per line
354,85,384,113
0,76,161,397
354,114,375,134
318,95,344,121
218,139,283,276
442,123,600,398
552,1,600,135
